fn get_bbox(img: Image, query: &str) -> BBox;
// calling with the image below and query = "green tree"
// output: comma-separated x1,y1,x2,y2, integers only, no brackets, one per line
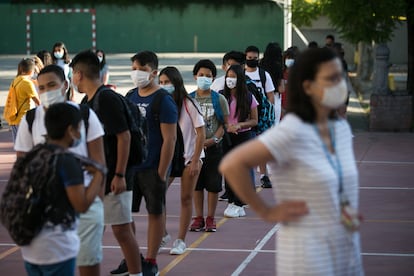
292,0,413,94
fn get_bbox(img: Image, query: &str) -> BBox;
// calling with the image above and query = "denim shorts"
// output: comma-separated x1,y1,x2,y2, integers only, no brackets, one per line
77,197,104,266
24,257,76,276
132,169,166,215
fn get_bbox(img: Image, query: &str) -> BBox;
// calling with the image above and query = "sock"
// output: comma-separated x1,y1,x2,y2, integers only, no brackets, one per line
145,258,157,265
129,273,143,276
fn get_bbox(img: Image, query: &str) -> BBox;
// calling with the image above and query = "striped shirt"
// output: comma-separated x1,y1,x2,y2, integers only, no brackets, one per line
259,113,364,276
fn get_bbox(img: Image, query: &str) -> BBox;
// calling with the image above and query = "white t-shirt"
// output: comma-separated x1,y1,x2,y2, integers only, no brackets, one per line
14,102,104,265
211,75,225,92
180,98,205,164
245,68,275,94
258,114,363,275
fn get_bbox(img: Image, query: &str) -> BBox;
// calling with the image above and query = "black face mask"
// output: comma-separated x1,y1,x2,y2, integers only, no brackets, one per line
246,59,258,68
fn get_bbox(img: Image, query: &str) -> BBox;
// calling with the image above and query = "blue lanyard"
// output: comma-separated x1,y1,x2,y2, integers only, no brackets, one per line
313,123,344,195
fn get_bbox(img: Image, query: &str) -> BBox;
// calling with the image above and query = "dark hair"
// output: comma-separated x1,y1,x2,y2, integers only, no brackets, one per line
17,58,35,76
259,42,283,88
326,34,335,41
70,50,100,80
222,51,245,65
37,50,53,66
245,45,260,55
308,41,319,48
192,59,217,77
130,51,158,70
286,47,338,123
38,64,66,82
223,64,250,122
52,42,70,64
45,103,81,140
283,46,300,70
159,66,201,117
96,49,107,70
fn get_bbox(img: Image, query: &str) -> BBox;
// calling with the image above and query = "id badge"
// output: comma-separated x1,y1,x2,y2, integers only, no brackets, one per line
341,201,363,232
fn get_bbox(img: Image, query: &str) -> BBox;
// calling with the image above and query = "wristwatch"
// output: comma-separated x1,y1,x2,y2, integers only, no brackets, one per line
114,172,125,178
213,135,222,144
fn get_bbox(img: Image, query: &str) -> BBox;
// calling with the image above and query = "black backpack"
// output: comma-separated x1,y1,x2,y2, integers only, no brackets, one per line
245,68,275,133
91,86,149,166
126,89,185,177
0,144,76,246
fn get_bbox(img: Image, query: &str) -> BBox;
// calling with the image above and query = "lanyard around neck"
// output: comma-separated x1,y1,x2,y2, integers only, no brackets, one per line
313,123,344,195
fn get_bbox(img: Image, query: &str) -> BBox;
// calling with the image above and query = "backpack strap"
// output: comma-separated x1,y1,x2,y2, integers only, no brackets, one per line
150,90,169,124
258,68,269,99
190,91,224,124
79,104,90,135
26,108,36,134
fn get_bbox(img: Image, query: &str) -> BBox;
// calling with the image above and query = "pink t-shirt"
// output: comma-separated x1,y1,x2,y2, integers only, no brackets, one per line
228,94,258,132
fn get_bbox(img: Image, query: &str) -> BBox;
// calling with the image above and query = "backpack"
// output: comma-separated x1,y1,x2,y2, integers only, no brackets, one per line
135,89,186,177
92,86,148,166
3,79,25,125
26,104,90,135
0,144,76,246
245,68,275,133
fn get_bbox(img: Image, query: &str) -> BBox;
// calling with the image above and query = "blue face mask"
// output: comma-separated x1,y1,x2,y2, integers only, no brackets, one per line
161,84,175,94
197,76,213,90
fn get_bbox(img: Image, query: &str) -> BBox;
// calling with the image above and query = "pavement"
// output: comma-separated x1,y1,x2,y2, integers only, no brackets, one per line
0,54,413,275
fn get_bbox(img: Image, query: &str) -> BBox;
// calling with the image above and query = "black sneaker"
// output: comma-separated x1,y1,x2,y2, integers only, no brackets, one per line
142,258,159,276
110,259,128,275
219,191,228,201
260,175,272,188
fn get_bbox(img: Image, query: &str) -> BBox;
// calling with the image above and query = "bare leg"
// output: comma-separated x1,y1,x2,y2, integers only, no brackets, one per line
146,214,164,259
79,265,100,276
207,191,219,218
112,223,141,273
193,190,204,217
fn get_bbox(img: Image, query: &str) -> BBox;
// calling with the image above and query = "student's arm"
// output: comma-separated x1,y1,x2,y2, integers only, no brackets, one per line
66,169,104,213
31,96,40,106
189,125,206,176
159,123,176,181
102,71,109,85
87,137,106,199
111,130,130,194
240,106,258,130
219,139,308,223
266,91,275,105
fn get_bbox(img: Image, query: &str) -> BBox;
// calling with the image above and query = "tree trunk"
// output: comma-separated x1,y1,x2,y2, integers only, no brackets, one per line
407,0,414,95
357,42,374,81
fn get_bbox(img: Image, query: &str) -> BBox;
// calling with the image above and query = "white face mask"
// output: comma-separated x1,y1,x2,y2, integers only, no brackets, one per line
97,56,103,63
161,84,175,94
285,59,295,68
71,124,85,148
39,86,65,108
54,51,64,59
71,78,80,94
321,79,348,109
130,70,151,88
226,77,237,89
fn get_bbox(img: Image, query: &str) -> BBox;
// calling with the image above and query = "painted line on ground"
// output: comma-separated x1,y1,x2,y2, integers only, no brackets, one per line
231,224,279,276
160,217,229,276
357,160,414,165
360,186,414,190
0,246,19,260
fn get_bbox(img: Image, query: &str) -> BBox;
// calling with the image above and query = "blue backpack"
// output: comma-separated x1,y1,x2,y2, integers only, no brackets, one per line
189,90,224,124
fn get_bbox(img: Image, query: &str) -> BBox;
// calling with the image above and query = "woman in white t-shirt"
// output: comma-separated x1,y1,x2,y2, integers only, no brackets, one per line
220,48,364,276
159,66,206,256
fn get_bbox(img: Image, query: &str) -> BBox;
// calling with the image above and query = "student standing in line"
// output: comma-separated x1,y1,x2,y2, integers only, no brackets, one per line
244,45,275,189
189,59,229,232
159,66,206,255
72,50,143,276
52,42,71,81
3,58,40,142
111,51,177,276
211,51,245,92
220,47,363,276
15,64,106,276
222,64,258,218
96,49,110,85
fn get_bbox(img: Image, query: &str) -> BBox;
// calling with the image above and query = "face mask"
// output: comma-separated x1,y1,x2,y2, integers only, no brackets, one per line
321,79,348,109
39,86,65,108
226,77,237,89
246,59,258,68
285,59,295,68
71,78,80,94
97,56,103,63
161,84,175,94
131,70,151,88
54,51,64,59
71,124,85,148
197,76,213,90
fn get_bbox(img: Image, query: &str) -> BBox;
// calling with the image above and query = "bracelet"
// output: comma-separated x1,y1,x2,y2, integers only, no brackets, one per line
114,172,125,178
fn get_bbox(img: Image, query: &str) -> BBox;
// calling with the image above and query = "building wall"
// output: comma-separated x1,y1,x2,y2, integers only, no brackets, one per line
0,3,283,54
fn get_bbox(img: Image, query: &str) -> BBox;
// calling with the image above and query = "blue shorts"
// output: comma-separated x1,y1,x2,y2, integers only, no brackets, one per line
24,257,76,276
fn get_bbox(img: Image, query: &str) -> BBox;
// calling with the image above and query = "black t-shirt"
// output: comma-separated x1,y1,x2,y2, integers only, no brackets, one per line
82,86,129,177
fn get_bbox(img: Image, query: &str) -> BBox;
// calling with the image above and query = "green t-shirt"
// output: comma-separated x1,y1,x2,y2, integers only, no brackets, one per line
193,92,229,139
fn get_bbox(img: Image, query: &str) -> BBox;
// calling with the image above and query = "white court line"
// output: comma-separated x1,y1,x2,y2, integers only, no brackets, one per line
360,186,414,190
357,160,414,165
231,224,280,276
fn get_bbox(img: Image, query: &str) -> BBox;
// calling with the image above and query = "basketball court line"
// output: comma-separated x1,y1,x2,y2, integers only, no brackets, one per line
356,160,414,165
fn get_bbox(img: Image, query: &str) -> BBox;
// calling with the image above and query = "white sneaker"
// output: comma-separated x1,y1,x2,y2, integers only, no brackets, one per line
224,203,246,218
158,233,171,253
238,205,246,217
170,239,186,255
